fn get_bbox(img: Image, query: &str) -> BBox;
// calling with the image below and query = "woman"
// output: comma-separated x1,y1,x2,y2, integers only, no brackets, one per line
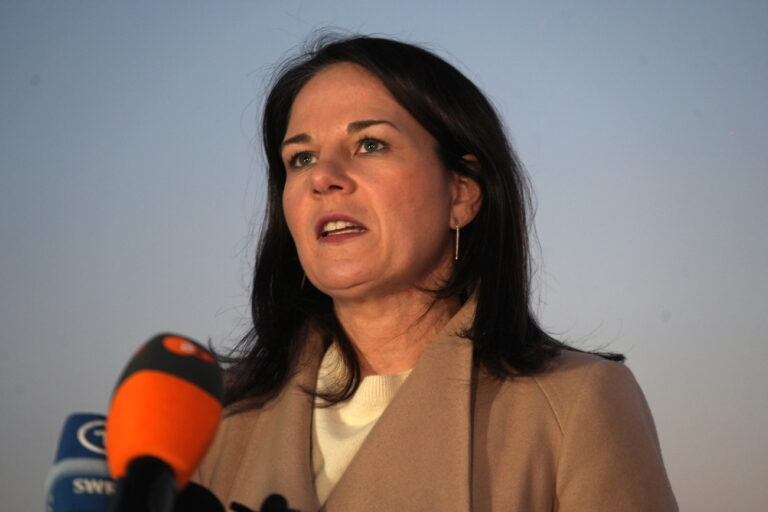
194,35,678,511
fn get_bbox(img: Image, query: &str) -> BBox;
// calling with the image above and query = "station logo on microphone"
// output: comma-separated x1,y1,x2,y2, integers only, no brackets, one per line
77,419,106,455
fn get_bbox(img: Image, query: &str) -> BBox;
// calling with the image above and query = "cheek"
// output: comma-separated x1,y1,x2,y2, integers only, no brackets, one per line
281,183,304,238
400,173,452,221
385,181,452,249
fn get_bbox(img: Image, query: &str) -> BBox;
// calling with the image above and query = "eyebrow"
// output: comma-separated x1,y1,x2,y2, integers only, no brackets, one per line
281,119,399,149
347,119,399,133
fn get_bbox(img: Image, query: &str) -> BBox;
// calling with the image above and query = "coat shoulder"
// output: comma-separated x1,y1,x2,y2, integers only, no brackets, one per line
477,350,678,510
528,350,640,434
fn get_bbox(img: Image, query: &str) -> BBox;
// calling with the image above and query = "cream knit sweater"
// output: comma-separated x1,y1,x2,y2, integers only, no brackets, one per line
312,345,412,504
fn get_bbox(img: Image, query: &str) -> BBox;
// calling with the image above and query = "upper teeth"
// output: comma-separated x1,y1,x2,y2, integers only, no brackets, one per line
323,220,359,232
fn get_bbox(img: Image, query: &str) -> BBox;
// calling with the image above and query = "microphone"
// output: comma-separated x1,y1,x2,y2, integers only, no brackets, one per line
173,483,293,512
173,482,225,512
258,494,289,512
105,333,223,512
230,494,290,512
44,413,116,512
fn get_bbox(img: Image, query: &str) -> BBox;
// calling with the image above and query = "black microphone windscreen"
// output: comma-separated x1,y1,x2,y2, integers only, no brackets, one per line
173,482,225,512
260,494,288,512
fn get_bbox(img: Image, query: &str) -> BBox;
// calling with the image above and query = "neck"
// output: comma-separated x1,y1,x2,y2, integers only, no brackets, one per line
333,290,460,377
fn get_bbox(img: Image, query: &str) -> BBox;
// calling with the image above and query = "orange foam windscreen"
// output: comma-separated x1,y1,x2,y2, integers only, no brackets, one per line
105,334,223,487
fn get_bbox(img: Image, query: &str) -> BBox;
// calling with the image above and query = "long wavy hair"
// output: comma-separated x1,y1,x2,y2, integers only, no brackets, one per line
224,35,623,408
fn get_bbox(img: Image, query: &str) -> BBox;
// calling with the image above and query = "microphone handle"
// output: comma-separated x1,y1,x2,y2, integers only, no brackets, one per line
229,494,291,512
110,456,178,512
260,494,289,512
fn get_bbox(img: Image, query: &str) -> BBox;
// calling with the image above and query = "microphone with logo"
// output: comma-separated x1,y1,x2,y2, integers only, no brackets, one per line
106,333,223,512
44,412,116,512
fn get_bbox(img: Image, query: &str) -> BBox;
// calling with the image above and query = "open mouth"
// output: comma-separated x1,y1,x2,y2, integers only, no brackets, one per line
320,220,366,237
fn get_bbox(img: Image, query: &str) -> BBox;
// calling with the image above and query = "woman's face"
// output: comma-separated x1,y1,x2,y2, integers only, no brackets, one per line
281,63,460,303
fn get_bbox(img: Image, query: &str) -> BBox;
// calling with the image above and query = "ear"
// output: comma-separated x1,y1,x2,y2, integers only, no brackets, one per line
449,155,483,228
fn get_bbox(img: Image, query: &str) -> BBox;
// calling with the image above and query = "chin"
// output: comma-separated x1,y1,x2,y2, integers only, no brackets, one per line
308,272,373,298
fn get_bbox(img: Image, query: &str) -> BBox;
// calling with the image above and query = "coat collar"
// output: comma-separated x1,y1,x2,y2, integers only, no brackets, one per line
322,299,476,511
244,299,477,512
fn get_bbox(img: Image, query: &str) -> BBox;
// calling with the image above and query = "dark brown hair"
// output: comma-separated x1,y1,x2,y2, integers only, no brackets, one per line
224,35,623,408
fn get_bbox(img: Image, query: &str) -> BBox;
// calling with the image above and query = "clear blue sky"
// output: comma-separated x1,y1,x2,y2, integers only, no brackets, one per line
1,1,766,509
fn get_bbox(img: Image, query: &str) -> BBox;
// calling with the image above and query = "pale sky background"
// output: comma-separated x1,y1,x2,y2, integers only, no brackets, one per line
1,1,766,510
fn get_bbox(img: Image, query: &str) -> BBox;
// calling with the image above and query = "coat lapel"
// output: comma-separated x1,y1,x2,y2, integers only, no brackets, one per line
225,338,324,512
323,301,476,512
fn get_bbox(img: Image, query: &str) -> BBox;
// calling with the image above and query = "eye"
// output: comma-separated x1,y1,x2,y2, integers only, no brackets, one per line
357,137,387,154
287,151,316,169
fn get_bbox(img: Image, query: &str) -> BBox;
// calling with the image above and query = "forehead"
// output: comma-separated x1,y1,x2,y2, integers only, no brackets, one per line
286,63,407,130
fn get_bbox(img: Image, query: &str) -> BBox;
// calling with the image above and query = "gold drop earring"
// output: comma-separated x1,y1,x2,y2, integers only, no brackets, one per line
454,222,460,261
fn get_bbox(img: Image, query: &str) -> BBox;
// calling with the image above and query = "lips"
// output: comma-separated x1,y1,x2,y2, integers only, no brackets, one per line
315,214,367,239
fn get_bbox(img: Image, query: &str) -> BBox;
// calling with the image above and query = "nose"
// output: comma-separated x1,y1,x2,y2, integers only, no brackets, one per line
310,157,355,195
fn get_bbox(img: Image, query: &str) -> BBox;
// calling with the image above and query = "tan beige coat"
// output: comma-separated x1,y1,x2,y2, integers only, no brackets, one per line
194,303,677,511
